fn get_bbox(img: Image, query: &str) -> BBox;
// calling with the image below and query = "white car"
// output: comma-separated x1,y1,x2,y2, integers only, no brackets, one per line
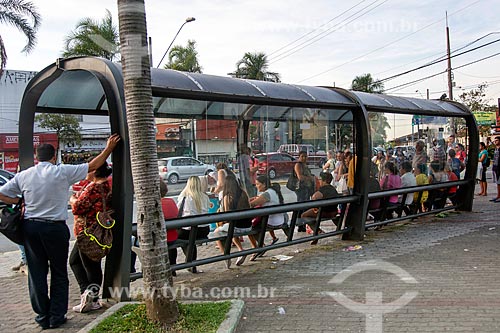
158,157,215,184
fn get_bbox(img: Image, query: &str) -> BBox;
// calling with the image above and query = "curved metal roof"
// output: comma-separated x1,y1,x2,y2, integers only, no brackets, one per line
32,57,471,117
351,91,468,116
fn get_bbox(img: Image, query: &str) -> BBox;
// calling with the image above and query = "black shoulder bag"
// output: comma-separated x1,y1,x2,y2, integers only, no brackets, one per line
0,197,24,245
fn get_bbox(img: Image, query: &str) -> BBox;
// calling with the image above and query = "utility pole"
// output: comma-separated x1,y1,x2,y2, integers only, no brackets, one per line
446,12,455,134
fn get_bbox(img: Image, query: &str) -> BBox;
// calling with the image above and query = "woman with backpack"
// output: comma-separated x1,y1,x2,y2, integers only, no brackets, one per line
477,142,489,196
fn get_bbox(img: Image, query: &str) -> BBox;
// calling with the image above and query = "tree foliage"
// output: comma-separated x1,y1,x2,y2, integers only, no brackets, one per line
164,39,202,73
35,113,82,147
350,73,389,145
457,83,497,137
63,9,119,60
229,52,280,82
351,73,384,94
0,0,41,76
457,83,494,112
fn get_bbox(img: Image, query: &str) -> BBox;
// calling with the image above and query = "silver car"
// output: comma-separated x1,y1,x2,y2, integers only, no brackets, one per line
158,157,215,184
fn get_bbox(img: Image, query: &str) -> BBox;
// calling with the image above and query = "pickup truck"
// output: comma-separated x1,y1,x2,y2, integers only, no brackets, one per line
277,144,326,167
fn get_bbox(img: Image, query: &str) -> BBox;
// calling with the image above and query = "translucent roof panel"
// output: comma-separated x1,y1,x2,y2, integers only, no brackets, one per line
37,70,107,111
151,69,357,107
352,91,467,115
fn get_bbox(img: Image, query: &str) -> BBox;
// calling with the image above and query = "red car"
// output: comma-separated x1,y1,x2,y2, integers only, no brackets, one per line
255,152,296,179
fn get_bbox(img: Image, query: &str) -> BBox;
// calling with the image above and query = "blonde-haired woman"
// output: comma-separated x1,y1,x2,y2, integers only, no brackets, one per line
177,176,210,273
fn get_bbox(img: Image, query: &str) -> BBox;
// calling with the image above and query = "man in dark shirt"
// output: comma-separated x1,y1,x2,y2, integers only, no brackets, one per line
301,172,340,244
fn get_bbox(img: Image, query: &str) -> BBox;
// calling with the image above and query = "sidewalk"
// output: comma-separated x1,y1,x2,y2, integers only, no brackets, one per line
1,194,500,332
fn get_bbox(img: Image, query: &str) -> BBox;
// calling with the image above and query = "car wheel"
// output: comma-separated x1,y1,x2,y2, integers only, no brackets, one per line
205,169,214,175
268,169,276,179
168,174,179,184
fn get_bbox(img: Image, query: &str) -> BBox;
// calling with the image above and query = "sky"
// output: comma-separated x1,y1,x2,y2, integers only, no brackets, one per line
3,0,500,122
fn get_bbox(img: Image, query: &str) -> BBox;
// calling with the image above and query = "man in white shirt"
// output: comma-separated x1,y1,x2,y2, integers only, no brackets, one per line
0,134,120,329
400,161,416,205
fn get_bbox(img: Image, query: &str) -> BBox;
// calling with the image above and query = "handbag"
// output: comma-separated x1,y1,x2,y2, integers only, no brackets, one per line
76,185,114,262
336,176,348,194
0,198,24,245
286,170,299,191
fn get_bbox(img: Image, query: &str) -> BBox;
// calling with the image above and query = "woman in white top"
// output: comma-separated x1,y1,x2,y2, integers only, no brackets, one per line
176,176,210,273
248,175,286,260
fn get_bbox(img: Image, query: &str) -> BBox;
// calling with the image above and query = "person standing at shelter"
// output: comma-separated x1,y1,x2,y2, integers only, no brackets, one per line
237,145,253,196
490,136,500,202
295,151,315,232
477,142,489,196
322,150,335,173
447,134,458,153
69,162,113,313
0,134,120,329
248,147,259,197
455,143,467,164
429,138,446,170
412,141,428,174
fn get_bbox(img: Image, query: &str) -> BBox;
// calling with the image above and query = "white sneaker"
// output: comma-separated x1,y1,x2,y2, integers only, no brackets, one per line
73,289,94,313
73,301,101,313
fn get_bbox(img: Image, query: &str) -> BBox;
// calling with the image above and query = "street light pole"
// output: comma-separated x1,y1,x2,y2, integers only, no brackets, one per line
156,17,195,68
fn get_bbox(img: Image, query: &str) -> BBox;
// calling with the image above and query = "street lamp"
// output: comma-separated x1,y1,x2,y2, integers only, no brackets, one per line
156,17,195,68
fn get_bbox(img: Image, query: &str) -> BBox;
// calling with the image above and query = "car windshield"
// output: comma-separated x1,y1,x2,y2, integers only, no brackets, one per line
158,160,168,166
256,155,269,162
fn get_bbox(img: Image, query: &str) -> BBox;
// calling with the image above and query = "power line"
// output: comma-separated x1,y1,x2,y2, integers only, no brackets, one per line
375,37,500,85
297,0,481,84
342,32,500,87
385,51,500,92
269,0,389,63
267,0,369,57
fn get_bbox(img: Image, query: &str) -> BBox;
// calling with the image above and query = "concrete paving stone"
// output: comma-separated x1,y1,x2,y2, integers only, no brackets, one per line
2,195,500,332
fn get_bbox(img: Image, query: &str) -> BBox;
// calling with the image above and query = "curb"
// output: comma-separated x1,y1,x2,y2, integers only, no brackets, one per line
217,299,245,333
77,299,244,333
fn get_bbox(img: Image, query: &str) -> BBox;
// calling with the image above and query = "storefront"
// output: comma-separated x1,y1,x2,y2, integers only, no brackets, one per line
0,133,58,172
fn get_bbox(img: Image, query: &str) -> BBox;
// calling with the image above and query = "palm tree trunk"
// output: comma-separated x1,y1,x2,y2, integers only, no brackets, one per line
117,0,178,324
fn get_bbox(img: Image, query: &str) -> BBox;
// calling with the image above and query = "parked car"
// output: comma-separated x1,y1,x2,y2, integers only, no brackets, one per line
158,157,215,184
255,152,296,179
0,169,15,185
0,169,15,210
277,144,326,167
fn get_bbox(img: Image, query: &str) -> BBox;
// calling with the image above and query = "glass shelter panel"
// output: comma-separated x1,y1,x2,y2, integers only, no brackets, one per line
154,97,355,214
369,111,469,210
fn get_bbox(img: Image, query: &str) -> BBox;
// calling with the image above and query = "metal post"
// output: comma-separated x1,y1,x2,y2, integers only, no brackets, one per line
446,12,455,134
156,17,195,68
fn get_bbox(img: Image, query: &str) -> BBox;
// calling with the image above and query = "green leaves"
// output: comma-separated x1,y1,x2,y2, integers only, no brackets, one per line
0,0,41,75
229,52,281,82
165,40,202,73
63,9,119,60
35,113,82,147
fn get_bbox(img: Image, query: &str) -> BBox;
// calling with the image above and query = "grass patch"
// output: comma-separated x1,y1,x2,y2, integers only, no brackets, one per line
90,301,231,333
